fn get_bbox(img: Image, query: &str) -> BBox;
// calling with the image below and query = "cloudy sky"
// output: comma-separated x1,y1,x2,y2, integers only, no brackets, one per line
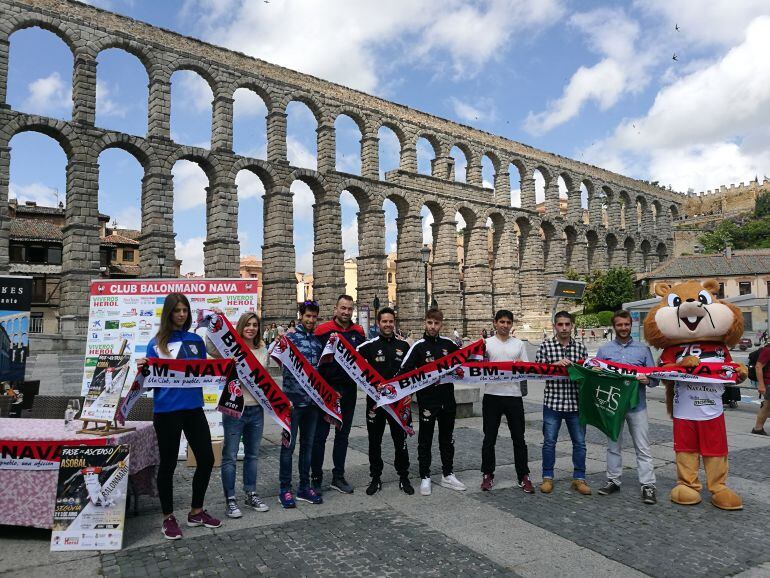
7,0,770,275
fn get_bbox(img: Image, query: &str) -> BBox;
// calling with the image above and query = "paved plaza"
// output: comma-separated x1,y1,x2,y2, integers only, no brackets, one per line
3,366,770,578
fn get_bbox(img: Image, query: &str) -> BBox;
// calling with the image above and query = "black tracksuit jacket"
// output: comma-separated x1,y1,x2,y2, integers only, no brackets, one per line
399,333,459,406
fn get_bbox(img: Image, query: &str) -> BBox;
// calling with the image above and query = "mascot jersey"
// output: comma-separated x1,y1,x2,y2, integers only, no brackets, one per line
659,342,730,421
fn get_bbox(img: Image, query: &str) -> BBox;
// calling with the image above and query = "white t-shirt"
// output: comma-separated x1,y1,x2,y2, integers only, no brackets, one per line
671,346,725,421
484,335,529,396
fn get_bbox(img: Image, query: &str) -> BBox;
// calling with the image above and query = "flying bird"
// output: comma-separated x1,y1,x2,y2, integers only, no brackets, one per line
672,53,678,61
675,24,679,31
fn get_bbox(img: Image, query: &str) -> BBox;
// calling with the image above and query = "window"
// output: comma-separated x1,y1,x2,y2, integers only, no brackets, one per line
739,281,751,295
30,312,44,334
100,249,110,268
27,245,46,263
743,312,753,332
718,283,725,299
32,277,47,302
388,273,393,283
123,249,135,262
47,246,62,265
766,280,770,296
110,249,117,262
9,244,24,262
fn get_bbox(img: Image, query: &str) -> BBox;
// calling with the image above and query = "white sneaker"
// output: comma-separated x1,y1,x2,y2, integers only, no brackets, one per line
440,473,467,491
420,477,432,496
225,497,243,518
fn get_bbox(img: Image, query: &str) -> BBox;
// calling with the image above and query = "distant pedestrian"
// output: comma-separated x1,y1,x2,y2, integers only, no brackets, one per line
751,344,770,436
482,328,488,339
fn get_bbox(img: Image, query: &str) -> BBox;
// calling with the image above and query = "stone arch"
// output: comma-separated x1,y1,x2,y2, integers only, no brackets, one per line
669,204,679,221
656,241,668,263
336,179,372,211
376,121,405,178
289,168,327,198
384,191,410,217
92,38,155,76
564,224,578,269
164,147,217,183
586,229,599,270
169,60,219,96
93,134,154,172
641,238,652,270
515,216,532,268
619,190,632,229
6,17,79,53
651,199,662,230
635,195,648,232
3,118,77,159
449,142,472,183
623,236,635,266
509,159,527,208
229,158,279,191
231,79,274,112
415,132,441,176
279,91,326,124
606,232,618,267
334,111,364,175
333,107,367,136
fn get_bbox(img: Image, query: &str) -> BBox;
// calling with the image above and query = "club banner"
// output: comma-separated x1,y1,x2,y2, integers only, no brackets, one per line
582,357,743,384
51,445,129,551
375,340,485,407
321,334,414,436
0,275,33,383
569,364,640,442
115,358,233,424
270,335,342,427
461,361,570,383
81,355,132,423
202,311,292,446
0,438,107,470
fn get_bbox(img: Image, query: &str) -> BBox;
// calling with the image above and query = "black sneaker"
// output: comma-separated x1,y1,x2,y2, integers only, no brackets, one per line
597,480,621,495
641,484,657,505
751,428,768,436
365,478,382,496
311,476,323,495
331,476,354,494
399,477,415,495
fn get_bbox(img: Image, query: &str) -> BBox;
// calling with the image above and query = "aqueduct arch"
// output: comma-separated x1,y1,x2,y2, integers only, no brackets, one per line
0,0,683,335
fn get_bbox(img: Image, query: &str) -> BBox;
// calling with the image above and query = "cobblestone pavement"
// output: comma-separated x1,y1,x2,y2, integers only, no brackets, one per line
3,383,770,577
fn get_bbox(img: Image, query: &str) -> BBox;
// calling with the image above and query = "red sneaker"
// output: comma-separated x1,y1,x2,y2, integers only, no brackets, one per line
187,510,222,528
480,473,494,491
162,515,183,540
518,475,535,494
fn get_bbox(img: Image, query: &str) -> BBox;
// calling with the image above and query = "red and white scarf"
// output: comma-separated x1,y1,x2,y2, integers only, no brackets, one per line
321,334,414,435
116,358,233,424
203,311,292,445
584,357,742,384
271,335,342,427
375,339,485,407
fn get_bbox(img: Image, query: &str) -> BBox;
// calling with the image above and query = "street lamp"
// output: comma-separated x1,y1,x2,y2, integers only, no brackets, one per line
420,246,431,312
158,252,166,278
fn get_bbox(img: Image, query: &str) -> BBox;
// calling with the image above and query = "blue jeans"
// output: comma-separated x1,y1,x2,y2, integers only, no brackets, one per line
279,404,319,492
311,384,356,479
221,405,264,498
542,405,586,480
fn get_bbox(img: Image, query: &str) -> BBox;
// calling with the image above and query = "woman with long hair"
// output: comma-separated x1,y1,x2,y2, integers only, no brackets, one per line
138,292,221,540
206,311,270,518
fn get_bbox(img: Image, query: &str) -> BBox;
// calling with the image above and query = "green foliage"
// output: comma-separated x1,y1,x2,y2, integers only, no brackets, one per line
755,191,770,218
582,267,636,313
698,214,770,253
575,311,613,328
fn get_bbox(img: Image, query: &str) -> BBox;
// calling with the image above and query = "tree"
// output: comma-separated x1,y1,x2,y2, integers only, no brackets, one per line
755,191,770,218
583,267,636,312
698,220,740,253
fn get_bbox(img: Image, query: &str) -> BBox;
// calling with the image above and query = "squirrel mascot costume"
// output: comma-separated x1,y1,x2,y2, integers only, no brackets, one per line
643,279,746,510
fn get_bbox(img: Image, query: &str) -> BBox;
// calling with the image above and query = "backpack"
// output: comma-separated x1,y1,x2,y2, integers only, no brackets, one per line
748,347,765,381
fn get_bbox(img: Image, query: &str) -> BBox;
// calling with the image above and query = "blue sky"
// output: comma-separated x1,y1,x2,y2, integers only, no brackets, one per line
7,0,770,275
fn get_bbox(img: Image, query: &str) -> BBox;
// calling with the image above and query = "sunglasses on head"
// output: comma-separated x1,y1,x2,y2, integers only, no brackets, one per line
302,300,318,307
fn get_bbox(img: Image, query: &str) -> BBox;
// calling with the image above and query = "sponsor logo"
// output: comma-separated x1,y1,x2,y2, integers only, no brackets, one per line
122,309,137,317
90,320,102,330
139,310,153,317
121,322,136,328
139,320,153,330
207,297,223,304
105,320,120,330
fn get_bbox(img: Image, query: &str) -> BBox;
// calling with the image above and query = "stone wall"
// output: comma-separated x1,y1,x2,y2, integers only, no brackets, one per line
0,0,681,335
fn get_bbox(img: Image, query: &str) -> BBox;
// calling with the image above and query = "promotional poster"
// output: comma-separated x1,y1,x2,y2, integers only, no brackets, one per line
51,445,130,551
0,275,33,383
81,354,132,423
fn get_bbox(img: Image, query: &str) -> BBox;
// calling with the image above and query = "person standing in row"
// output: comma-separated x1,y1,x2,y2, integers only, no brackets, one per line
536,311,591,496
357,307,414,495
480,309,534,493
139,292,221,540
206,311,270,518
312,294,365,494
278,300,323,508
400,308,466,496
595,310,658,505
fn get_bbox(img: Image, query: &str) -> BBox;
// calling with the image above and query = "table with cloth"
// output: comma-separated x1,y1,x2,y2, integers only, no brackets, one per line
0,418,159,528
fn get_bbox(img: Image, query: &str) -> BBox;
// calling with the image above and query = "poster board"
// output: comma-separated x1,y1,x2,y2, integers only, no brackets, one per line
0,275,33,383
51,444,130,551
81,354,132,423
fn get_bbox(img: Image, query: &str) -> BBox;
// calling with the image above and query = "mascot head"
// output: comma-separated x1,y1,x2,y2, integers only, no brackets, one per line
643,279,743,349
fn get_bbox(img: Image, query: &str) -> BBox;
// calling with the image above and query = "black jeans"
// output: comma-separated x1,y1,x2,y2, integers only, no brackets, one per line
481,394,530,481
153,407,214,516
311,384,356,480
417,398,456,478
366,396,410,479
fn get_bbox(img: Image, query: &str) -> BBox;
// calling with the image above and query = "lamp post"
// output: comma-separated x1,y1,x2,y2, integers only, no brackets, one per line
639,278,648,300
158,252,166,278
420,246,431,313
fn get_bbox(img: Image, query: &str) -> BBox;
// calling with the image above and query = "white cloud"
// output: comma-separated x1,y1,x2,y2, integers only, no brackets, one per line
23,72,71,114
421,208,434,244
183,0,564,93
176,236,205,277
9,182,61,206
583,16,770,192
172,160,209,211
525,8,653,135
171,71,213,113
448,96,496,123
233,87,268,118
96,81,128,118
111,206,141,230
235,170,265,200
287,136,317,170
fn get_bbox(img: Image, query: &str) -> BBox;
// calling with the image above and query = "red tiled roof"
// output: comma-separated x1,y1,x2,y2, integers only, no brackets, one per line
102,233,140,246
10,217,62,241
645,249,770,279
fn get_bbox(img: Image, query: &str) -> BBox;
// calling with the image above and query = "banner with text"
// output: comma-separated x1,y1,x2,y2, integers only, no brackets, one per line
0,275,32,383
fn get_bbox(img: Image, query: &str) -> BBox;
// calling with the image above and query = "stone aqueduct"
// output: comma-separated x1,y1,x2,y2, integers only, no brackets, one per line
0,0,683,336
